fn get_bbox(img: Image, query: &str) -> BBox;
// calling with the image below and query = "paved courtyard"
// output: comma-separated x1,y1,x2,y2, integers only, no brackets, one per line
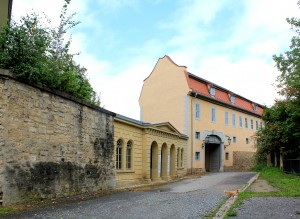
4,172,257,219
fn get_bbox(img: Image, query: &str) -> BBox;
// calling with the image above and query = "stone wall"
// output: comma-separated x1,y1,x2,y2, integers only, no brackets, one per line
0,70,116,206
224,151,255,172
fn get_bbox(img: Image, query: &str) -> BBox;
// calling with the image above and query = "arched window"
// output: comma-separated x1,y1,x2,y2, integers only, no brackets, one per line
177,148,181,167
116,139,123,169
126,141,132,169
181,148,184,167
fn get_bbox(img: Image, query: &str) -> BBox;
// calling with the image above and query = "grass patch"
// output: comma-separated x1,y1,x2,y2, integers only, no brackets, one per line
225,166,300,218
259,167,300,197
0,207,14,215
204,197,227,219
227,209,237,217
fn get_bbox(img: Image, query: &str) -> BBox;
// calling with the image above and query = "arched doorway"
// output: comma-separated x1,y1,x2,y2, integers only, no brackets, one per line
204,135,221,172
150,141,158,180
161,143,168,179
170,144,176,178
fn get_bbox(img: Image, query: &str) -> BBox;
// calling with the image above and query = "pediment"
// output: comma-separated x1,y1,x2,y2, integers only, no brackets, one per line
151,122,181,135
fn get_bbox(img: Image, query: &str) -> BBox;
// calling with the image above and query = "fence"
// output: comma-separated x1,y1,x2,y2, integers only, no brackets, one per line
283,159,300,176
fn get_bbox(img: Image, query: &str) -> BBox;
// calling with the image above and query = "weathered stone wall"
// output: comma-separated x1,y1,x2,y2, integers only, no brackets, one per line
0,70,116,206
224,151,255,172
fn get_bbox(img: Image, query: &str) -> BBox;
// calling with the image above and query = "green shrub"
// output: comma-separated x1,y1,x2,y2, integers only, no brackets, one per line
0,0,100,106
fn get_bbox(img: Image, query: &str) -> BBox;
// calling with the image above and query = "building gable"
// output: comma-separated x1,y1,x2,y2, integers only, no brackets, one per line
139,55,190,104
139,55,191,133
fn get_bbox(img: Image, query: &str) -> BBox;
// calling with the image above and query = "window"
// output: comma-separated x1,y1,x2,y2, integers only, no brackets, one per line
211,107,216,123
246,138,249,144
256,121,259,130
116,139,123,169
253,104,257,111
225,111,229,125
251,119,253,130
195,103,200,119
181,148,184,167
195,131,200,140
210,87,215,97
239,116,243,128
260,121,263,129
245,118,248,128
177,148,180,167
232,113,236,127
195,152,200,161
126,141,132,169
225,152,229,160
233,136,236,143
230,96,235,104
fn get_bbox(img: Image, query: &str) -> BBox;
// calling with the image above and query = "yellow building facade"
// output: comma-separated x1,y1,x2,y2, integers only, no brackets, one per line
139,56,263,173
114,114,188,187
0,0,13,29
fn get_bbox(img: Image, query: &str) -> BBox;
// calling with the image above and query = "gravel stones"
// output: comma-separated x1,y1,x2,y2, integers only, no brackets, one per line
234,197,300,219
3,172,257,219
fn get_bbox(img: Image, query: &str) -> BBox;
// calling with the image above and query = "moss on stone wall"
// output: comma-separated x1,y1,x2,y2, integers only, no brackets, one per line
0,70,116,206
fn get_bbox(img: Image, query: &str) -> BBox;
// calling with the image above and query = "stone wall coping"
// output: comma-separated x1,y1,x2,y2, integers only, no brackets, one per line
0,69,116,117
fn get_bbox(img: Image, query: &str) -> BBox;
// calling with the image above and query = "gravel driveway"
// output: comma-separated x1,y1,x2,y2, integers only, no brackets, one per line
3,172,256,219
234,197,300,219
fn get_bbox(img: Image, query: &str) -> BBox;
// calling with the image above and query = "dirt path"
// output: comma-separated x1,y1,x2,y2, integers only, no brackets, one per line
246,178,277,192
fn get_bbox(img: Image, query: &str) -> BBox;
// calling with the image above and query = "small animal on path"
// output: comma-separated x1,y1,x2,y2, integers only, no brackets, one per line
224,189,239,198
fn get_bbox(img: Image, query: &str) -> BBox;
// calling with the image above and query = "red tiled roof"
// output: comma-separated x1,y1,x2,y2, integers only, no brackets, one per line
187,74,263,116
163,55,263,116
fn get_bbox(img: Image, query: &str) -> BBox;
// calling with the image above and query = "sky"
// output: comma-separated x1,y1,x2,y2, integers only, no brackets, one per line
12,0,300,120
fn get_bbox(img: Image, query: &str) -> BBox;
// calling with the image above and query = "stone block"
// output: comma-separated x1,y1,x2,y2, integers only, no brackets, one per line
0,74,115,206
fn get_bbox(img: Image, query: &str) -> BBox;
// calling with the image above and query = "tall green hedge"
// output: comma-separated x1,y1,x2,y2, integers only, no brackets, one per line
0,0,100,106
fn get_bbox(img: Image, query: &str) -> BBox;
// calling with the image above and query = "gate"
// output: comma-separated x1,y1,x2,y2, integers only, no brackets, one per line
283,159,300,176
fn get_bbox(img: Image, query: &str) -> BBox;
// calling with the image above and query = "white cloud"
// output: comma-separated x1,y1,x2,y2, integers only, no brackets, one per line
70,30,155,119
195,57,280,106
89,59,153,119
10,0,300,120
12,0,64,25
94,0,138,11
161,0,299,108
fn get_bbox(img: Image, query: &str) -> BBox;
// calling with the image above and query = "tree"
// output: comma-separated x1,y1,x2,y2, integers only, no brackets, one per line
0,0,100,106
255,2,300,163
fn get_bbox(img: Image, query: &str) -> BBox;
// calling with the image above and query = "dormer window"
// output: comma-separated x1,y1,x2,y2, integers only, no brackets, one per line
253,104,257,112
209,87,215,97
230,95,235,104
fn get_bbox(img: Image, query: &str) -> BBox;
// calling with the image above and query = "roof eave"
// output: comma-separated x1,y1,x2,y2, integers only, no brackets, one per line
189,91,263,118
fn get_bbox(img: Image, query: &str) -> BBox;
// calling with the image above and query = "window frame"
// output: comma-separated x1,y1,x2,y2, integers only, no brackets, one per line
116,139,123,170
210,87,216,97
195,151,200,161
230,96,235,104
239,115,243,128
195,102,200,119
180,148,184,167
126,141,132,169
246,138,249,144
253,104,257,111
260,121,263,129
177,148,180,167
225,111,229,125
195,131,200,140
232,113,236,127
233,136,236,144
245,117,248,128
225,152,229,160
211,107,216,123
